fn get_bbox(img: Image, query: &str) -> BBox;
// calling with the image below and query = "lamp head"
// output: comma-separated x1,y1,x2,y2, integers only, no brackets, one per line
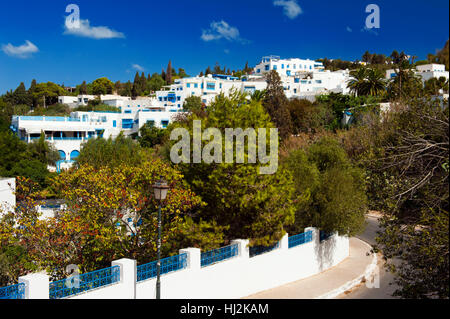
152,177,170,200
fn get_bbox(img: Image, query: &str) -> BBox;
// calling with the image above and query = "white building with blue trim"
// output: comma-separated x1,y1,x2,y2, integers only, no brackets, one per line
10,105,181,170
11,56,353,170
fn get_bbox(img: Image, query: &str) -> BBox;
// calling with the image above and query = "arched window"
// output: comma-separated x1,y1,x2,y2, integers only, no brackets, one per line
70,150,80,160
58,150,66,160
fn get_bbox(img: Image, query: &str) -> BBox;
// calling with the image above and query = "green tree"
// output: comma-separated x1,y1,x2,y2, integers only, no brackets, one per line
79,81,88,94
13,82,31,106
288,98,334,133
0,131,28,175
284,137,367,236
427,39,449,70
250,90,266,103
76,132,145,169
29,79,38,108
183,96,203,112
166,91,295,246
132,72,142,97
26,132,60,166
371,98,449,298
348,67,386,96
177,68,188,78
92,77,114,96
138,122,165,148
32,82,65,108
0,162,207,282
424,76,449,96
262,70,293,140
166,60,173,84
148,73,165,92
388,60,423,100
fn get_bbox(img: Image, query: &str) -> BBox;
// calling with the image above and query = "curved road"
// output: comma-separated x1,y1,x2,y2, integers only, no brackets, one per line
338,215,399,299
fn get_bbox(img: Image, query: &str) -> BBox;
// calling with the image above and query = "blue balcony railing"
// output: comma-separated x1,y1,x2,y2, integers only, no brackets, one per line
0,283,25,299
288,231,313,248
49,265,120,299
249,242,280,258
19,116,44,121
44,117,66,122
201,244,239,267
52,137,83,141
136,253,187,282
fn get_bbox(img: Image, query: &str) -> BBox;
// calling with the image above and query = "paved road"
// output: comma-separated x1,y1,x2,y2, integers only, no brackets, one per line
338,215,399,299
244,237,374,299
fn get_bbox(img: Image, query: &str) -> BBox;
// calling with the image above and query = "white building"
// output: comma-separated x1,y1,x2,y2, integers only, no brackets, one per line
11,106,181,170
386,63,449,83
12,55,353,171
253,55,325,76
0,177,15,216
252,55,350,97
58,94,131,108
415,63,449,82
151,74,267,109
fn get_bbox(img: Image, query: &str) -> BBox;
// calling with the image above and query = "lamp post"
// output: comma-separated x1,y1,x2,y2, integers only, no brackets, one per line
152,177,170,299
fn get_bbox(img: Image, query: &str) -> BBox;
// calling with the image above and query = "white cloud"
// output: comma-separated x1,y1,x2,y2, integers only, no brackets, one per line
64,19,125,39
132,64,145,72
346,26,353,32
1,40,39,58
273,0,302,19
201,21,248,43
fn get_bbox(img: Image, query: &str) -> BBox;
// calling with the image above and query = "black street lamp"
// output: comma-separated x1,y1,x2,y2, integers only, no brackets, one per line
152,177,170,299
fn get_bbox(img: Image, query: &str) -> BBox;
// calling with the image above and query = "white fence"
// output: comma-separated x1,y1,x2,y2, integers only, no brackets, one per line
15,227,348,299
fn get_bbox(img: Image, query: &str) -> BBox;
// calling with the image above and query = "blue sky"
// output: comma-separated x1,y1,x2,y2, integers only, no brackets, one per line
0,0,448,94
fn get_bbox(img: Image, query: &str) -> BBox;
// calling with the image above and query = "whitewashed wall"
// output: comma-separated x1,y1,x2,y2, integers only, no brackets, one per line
0,178,15,216
17,227,349,299
135,227,348,299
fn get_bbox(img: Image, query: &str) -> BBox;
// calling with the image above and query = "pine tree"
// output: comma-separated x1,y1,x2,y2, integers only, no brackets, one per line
166,60,173,84
244,61,250,73
132,71,141,97
262,70,293,140
13,82,31,106
123,81,132,96
140,72,147,95
80,81,87,95
161,68,166,83
214,62,222,74
29,79,37,108
114,81,122,95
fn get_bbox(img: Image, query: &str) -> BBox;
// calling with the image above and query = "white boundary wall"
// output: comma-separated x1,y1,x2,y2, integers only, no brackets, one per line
17,227,349,299
0,178,15,217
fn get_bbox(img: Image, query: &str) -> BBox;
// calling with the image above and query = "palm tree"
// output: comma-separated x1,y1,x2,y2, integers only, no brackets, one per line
348,68,369,96
388,60,422,99
365,68,386,96
348,67,386,97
